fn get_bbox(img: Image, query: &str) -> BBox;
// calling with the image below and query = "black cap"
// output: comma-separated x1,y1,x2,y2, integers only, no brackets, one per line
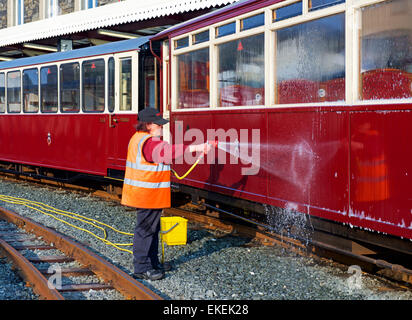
138,108,169,125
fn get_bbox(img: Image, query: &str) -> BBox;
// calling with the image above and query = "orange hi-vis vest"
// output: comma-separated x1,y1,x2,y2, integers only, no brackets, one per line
121,131,171,209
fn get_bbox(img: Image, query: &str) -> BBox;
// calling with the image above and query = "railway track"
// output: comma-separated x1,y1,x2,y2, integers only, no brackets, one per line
0,205,161,300
0,173,411,295
164,205,412,288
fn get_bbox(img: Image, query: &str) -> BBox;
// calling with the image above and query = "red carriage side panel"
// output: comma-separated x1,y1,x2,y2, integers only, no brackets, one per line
350,111,412,239
266,109,349,222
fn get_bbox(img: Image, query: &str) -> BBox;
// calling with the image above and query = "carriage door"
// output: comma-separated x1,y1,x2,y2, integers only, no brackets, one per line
106,51,138,175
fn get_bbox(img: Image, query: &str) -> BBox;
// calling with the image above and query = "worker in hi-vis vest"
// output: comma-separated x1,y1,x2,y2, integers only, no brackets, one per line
121,107,211,281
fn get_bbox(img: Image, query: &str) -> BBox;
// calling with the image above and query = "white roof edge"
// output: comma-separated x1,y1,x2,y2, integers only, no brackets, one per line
0,0,237,47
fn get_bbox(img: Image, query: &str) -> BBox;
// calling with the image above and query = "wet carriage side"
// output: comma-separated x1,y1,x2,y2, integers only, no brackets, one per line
153,0,412,241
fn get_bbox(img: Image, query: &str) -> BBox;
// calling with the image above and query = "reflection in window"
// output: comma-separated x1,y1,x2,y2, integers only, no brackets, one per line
276,14,345,104
40,66,58,112
7,71,21,113
24,0,40,23
0,2,7,29
218,34,264,107
82,59,105,112
0,73,5,113
361,0,412,100
141,56,158,109
309,0,345,12
119,58,131,111
108,57,115,112
177,48,209,109
273,2,302,22
241,13,264,31
60,62,80,112
23,68,39,113
58,0,75,15
216,22,236,38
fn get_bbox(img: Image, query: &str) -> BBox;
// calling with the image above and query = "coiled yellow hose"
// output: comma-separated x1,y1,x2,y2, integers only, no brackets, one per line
0,194,134,254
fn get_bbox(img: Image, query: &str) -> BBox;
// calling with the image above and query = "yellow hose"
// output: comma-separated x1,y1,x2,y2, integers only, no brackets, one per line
171,155,203,180
0,194,134,254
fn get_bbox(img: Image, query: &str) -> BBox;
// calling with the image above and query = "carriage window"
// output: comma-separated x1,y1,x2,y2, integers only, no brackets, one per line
141,56,158,109
193,30,209,44
23,68,39,113
360,0,412,100
218,33,264,107
216,22,236,38
7,71,21,113
175,37,189,50
273,1,302,22
108,57,115,112
309,0,345,12
275,14,345,104
241,13,264,31
119,57,131,111
82,59,105,112
40,66,58,113
0,73,5,113
177,47,210,109
60,62,80,113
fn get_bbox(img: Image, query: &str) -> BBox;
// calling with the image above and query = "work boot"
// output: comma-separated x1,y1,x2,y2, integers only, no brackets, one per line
155,262,172,272
133,269,164,281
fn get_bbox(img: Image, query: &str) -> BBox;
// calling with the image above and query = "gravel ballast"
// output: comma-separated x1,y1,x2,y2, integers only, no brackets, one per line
0,177,411,300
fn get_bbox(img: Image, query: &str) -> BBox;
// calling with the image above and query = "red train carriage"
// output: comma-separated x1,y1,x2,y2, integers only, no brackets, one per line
152,0,412,250
0,37,160,183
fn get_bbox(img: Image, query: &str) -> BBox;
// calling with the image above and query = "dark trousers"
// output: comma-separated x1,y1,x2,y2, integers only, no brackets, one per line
133,208,162,273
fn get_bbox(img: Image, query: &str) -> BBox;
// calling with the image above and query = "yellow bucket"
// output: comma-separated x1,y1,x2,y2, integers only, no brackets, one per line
160,216,188,246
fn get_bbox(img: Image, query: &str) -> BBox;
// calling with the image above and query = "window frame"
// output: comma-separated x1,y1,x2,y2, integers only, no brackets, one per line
81,58,106,113
22,67,39,113
40,64,58,113
6,70,22,113
60,61,80,113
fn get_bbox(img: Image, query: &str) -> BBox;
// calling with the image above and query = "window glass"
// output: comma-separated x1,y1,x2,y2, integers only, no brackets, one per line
241,13,264,31
177,48,210,109
360,0,412,100
175,37,189,50
218,34,264,107
216,22,236,38
7,71,21,113
40,66,58,112
141,56,158,108
193,30,209,44
23,68,39,113
108,57,115,112
276,14,345,104
58,0,75,15
119,58,131,111
0,2,7,29
60,62,80,112
82,59,105,112
309,0,345,12
273,2,302,22
24,0,40,23
0,73,5,113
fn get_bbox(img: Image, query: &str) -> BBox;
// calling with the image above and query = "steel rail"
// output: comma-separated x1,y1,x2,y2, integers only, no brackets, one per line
0,206,162,300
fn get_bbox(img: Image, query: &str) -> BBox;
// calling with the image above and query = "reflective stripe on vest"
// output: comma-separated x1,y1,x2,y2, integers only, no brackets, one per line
121,132,171,209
